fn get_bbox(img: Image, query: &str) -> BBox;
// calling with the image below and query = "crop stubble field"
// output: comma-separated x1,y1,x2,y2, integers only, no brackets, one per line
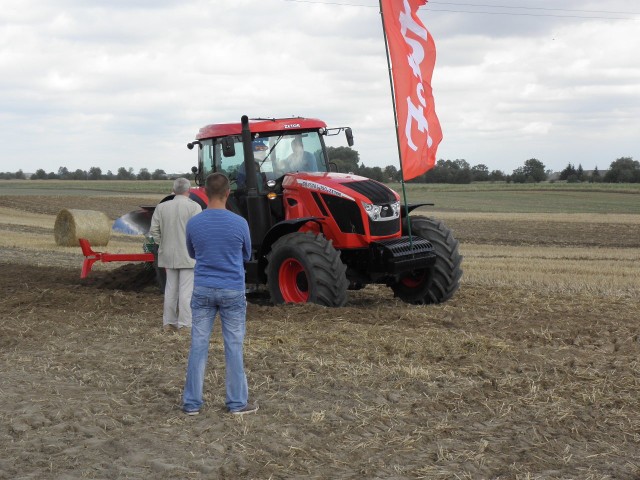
0,180,639,479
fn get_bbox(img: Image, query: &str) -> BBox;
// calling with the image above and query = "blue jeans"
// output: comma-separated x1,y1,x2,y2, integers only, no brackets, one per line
183,286,248,412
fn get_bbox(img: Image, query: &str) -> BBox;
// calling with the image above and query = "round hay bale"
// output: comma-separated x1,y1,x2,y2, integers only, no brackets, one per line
54,209,112,247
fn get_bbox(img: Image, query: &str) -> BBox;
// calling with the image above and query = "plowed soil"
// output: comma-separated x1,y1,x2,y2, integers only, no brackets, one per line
1,194,639,479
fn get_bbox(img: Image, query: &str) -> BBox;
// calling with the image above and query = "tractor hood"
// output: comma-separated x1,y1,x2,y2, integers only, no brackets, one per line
283,172,400,205
281,172,402,243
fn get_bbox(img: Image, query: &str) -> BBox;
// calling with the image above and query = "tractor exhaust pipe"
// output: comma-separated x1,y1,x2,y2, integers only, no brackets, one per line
241,115,258,195
240,115,269,249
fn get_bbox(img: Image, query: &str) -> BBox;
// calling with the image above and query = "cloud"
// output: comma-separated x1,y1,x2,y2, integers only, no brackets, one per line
0,0,638,175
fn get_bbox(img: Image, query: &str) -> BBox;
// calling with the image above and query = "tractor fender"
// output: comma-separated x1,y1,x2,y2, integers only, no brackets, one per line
404,203,435,214
257,217,323,282
159,190,208,210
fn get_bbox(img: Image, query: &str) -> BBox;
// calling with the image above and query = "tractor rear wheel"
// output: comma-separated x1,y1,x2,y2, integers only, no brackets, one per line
391,216,463,304
266,232,348,307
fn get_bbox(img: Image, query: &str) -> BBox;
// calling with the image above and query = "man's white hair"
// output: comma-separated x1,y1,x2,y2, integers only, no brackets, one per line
173,177,191,195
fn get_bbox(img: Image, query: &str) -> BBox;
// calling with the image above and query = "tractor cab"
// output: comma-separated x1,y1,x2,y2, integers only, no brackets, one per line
197,129,328,193
189,117,351,190
189,117,353,247
187,117,353,234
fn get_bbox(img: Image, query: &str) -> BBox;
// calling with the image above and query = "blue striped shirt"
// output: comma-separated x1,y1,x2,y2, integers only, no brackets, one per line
186,209,251,289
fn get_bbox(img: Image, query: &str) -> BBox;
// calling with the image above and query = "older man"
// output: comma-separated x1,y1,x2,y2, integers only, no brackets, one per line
149,177,201,333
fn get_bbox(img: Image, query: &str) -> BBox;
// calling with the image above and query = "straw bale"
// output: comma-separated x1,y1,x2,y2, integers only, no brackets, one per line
54,208,111,246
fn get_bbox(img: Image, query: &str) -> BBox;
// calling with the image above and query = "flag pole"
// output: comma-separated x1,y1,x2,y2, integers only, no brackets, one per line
378,0,414,247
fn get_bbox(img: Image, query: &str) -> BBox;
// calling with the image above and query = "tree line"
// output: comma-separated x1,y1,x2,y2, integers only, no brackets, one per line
1,152,638,184
326,147,639,184
0,166,177,181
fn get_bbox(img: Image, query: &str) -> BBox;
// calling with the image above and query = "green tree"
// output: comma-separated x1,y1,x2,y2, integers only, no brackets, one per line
559,163,576,181
471,164,489,182
88,167,102,180
151,169,167,180
57,166,70,179
423,159,472,184
521,158,547,182
327,146,359,173
137,168,151,180
357,165,384,182
116,167,135,180
383,165,400,182
15,169,26,179
70,169,87,180
509,167,527,183
31,169,47,179
603,157,640,183
489,170,506,181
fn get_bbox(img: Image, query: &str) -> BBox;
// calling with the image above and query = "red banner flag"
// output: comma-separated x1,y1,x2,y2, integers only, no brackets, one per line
381,0,442,181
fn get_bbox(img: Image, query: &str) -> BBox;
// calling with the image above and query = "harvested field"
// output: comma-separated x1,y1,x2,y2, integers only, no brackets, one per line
1,186,639,479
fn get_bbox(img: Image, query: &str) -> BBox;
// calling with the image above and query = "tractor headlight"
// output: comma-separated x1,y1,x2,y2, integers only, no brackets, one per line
361,201,382,221
391,201,400,217
362,201,400,221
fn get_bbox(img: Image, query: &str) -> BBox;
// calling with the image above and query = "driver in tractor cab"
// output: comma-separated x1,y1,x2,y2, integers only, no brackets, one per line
276,136,316,174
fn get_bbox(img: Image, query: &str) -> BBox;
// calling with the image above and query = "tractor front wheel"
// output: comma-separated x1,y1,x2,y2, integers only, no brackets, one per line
391,216,463,304
266,232,348,307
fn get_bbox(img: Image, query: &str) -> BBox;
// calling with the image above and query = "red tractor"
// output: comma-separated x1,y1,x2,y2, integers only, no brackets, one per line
116,115,462,307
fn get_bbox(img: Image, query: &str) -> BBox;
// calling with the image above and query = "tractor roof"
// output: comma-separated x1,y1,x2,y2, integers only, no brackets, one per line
196,117,327,140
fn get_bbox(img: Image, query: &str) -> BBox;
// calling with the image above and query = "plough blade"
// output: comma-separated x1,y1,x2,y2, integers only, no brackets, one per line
112,207,155,235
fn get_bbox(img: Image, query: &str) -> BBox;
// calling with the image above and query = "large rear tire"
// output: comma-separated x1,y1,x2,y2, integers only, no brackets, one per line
391,216,462,304
266,232,348,307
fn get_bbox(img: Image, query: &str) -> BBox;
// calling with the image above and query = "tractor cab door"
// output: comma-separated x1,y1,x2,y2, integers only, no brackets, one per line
202,136,274,249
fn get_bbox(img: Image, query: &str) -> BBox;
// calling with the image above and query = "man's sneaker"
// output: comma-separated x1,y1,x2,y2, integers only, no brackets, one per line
183,409,199,416
230,403,259,415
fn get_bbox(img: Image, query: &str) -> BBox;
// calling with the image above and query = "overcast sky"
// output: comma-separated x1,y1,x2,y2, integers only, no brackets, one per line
1,0,638,175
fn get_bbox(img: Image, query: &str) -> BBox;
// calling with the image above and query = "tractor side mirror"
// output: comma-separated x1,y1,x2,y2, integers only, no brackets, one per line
221,137,236,157
345,127,354,147
191,166,198,173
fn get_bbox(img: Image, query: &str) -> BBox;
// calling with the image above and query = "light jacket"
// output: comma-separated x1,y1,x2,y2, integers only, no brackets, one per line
148,195,202,269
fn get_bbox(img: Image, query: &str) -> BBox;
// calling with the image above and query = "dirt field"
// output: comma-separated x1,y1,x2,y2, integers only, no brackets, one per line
1,193,639,479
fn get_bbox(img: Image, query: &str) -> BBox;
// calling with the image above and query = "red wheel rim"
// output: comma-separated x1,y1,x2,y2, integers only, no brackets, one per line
401,270,427,288
278,258,309,303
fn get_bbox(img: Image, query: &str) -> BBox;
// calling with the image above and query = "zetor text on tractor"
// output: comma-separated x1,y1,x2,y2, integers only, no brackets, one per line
127,115,462,307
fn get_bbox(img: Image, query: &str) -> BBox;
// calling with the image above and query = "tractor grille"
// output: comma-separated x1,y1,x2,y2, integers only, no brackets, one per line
373,236,434,257
369,236,435,274
321,194,365,235
343,180,396,203
369,217,400,237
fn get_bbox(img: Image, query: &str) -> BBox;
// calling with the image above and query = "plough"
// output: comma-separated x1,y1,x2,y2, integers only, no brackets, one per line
79,238,154,279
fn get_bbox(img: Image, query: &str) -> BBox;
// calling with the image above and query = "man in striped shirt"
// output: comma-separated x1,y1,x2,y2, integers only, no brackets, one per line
182,173,257,416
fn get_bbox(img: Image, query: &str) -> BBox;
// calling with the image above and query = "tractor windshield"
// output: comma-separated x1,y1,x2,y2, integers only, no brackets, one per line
199,131,328,187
